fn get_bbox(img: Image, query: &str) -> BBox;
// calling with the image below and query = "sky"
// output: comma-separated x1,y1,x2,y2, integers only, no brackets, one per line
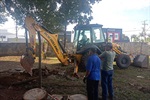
0,0,150,38
91,0,150,37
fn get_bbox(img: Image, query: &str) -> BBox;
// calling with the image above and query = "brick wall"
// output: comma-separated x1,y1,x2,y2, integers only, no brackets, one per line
0,43,73,57
0,43,26,56
0,42,150,57
116,42,150,55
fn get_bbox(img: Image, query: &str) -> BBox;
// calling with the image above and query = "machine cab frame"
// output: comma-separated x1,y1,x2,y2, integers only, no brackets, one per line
73,24,105,51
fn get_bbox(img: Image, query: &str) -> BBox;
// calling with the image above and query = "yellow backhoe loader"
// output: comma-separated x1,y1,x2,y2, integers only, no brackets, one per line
20,16,132,75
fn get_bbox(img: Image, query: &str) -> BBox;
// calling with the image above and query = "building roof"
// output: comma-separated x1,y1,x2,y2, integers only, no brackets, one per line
0,29,14,35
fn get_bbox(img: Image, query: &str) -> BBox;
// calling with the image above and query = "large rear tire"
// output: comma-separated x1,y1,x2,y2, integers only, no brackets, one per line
116,54,131,69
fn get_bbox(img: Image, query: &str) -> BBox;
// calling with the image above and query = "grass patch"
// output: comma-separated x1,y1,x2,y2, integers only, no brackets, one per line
113,65,150,100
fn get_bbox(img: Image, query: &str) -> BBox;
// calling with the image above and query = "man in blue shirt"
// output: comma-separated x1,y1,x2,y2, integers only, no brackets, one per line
83,47,101,100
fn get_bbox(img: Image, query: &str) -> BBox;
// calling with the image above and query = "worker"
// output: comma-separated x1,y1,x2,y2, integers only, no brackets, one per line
99,42,116,100
83,47,101,100
79,31,89,46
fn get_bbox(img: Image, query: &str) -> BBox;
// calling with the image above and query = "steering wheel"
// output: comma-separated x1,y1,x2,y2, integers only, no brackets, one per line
78,38,89,49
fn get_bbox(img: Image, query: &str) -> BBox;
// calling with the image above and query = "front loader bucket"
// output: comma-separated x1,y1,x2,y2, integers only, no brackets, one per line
133,54,149,68
20,54,35,76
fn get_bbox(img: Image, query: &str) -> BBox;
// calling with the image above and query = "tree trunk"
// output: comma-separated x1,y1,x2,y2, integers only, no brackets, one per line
64,24,67,49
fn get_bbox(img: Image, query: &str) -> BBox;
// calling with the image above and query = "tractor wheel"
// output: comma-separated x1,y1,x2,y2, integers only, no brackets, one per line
78,53,89,72
116,54,131,69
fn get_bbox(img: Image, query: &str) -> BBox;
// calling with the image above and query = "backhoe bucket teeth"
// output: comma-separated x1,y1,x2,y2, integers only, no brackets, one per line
20,54,35,76
133,54,149,68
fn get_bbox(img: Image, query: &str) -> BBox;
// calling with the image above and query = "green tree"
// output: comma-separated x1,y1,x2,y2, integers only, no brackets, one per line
122,34,130,42
1,0,101,33
146,34,150,42
0,1,8,24
131,34,136,42
139,32,146,42
131,34,140,42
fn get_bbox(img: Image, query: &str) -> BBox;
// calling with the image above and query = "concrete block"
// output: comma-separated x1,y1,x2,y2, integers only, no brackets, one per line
133,54,149,68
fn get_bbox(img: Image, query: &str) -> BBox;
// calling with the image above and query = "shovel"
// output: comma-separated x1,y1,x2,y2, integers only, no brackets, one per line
20,53,35,76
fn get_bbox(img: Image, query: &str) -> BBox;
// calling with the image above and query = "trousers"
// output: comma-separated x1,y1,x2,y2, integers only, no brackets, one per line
86,79,99,100
101,70,114,100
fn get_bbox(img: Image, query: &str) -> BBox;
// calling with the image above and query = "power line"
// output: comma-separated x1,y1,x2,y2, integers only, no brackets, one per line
123,30,141,32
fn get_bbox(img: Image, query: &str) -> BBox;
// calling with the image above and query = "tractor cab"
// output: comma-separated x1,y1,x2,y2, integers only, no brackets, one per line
73,24,132,70
73,24,106,51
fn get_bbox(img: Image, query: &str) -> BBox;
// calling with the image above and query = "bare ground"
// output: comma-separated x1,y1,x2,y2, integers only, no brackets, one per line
0,56,150,100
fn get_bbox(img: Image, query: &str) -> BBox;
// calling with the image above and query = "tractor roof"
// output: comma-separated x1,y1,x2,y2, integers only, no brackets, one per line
74,24,103,30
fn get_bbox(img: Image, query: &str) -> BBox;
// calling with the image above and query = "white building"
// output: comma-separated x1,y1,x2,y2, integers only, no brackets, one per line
0,29,25,43
0,29,15,41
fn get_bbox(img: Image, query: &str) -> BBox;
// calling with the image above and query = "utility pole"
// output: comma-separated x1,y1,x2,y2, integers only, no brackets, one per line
142,20,148,35
140,20,148,41
140,21,148,53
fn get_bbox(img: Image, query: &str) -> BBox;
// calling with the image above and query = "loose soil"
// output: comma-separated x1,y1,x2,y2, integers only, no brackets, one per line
0,56,150,100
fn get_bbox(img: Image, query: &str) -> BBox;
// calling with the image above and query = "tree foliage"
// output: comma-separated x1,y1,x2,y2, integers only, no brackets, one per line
0,1,8,24
131,34,140,42
131,33,150,42
122,34,130,42
1,0,101,32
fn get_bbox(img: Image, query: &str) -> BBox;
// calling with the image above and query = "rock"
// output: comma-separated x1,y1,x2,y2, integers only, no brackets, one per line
70,94,87,100
23,88,47,100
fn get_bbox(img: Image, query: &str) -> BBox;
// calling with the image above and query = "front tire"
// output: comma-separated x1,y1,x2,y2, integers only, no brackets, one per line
116,54,131,69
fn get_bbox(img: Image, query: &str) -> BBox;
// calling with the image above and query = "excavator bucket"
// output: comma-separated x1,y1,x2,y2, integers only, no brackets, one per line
20,54,35,76
133,54,149,68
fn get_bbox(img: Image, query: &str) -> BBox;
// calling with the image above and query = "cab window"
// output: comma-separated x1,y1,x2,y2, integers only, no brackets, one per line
93,28,105,43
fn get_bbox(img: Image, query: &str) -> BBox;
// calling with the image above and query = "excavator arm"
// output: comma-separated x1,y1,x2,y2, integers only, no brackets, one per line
25,16,69,66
